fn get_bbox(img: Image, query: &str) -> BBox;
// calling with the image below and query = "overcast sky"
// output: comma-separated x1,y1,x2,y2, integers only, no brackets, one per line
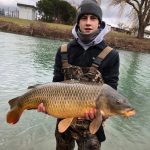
0,0,137,28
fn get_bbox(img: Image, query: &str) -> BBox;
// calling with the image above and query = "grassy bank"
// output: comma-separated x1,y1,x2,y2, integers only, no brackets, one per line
0,16,150,53
0,16,72,40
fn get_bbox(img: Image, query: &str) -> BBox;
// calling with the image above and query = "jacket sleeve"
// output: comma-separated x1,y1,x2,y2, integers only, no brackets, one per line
52,48,64,82
102,50,120,90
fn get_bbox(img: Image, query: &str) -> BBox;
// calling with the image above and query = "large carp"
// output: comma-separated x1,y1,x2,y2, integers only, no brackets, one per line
6,81,135,134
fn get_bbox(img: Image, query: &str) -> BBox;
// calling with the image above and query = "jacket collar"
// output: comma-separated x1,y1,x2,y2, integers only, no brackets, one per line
72,21,110,50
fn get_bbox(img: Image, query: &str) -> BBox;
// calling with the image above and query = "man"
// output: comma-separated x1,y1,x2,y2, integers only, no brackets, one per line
38,0,119,149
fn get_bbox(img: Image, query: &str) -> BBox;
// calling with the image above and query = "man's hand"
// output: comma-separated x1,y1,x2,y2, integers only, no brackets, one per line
37,103,47,113
84,108,108,121
84,108,97,120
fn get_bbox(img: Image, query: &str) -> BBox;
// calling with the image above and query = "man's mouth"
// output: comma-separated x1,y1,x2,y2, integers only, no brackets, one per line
84,28,92,32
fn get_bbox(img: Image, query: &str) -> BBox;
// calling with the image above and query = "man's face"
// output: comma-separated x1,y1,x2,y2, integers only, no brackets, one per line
79,14,100,34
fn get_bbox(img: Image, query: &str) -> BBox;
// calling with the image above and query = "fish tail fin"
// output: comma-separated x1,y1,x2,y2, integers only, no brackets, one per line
7,97,23,124
6,106,23,124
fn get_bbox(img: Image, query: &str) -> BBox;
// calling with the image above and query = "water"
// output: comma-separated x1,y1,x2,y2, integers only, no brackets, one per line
0,32,150,150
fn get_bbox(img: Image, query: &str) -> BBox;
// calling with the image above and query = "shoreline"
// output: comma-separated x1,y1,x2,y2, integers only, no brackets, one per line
0,17,150,53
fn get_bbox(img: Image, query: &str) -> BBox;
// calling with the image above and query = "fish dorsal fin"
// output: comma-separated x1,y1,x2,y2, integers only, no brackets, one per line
89,111,102,134
58,118,75,133
27,84,42,89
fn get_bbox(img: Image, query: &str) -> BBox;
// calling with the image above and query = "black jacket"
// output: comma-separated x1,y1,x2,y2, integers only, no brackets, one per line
53,40,119,90
52,39,120,142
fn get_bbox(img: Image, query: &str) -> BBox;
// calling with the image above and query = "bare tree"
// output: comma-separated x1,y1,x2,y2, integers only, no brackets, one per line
118,22,125,29
110,0,150,38
96,0,101,5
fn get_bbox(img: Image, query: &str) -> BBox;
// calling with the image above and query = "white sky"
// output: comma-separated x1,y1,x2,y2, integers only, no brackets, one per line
0,0,149,30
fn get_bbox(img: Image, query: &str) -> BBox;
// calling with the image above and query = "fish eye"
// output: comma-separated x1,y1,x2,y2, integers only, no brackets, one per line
116,99,121,104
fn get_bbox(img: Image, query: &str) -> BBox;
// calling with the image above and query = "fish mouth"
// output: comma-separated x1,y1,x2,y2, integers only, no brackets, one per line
123,108,136,117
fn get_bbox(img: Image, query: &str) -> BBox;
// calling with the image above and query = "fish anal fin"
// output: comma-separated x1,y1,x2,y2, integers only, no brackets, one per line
6,106,23,124
58,118,75,133
89,111,102,134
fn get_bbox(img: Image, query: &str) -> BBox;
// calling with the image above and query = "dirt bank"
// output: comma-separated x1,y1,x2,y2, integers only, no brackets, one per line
0,18,149,53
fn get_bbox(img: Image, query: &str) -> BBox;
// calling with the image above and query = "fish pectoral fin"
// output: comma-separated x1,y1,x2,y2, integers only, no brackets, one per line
58,118,74,133
89,111,102,134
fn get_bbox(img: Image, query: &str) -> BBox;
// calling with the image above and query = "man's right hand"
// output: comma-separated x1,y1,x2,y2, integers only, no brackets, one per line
37,103,47,113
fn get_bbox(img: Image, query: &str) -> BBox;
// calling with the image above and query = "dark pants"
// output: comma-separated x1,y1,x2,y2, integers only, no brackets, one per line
55,119,103,150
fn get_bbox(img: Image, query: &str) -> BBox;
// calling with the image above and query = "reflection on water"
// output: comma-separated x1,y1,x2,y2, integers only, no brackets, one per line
0,32,150,150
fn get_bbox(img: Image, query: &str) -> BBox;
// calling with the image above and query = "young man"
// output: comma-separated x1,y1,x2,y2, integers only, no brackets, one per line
38,0,119,149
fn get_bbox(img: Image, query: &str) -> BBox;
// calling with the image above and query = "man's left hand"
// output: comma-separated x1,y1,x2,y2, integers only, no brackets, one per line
84,108,108,121
84,108,97,120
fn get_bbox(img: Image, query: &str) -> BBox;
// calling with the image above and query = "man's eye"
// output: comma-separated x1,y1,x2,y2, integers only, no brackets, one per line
81,17,87,20
91,17,97,20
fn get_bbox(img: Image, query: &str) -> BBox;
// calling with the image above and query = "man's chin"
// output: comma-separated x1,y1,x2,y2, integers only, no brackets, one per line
83,31,93,34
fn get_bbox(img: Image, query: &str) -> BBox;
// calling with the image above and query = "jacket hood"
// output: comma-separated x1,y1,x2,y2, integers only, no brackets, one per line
72,21,111,50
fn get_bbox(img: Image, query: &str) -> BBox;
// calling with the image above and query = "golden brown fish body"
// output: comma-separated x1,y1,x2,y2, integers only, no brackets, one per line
7,82,100,120
7,81,135,134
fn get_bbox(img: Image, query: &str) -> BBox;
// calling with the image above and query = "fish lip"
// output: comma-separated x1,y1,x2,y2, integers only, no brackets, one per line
124,108,136,117
126,108,135,112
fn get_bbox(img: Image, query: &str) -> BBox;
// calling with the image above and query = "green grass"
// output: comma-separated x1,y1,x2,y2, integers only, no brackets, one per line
0,16,32,26
107,31,136,40
0,16,72,30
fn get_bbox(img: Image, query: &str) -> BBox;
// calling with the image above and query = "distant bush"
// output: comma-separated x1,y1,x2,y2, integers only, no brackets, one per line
36,0,76,25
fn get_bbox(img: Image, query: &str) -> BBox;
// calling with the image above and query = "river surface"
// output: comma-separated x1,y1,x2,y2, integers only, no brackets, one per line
0,32,150,150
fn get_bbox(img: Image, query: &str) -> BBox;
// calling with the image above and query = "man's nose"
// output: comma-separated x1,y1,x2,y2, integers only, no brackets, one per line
86,18,91,25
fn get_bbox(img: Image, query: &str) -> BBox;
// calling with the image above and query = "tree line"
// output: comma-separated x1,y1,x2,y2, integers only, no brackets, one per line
36,0,77,25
